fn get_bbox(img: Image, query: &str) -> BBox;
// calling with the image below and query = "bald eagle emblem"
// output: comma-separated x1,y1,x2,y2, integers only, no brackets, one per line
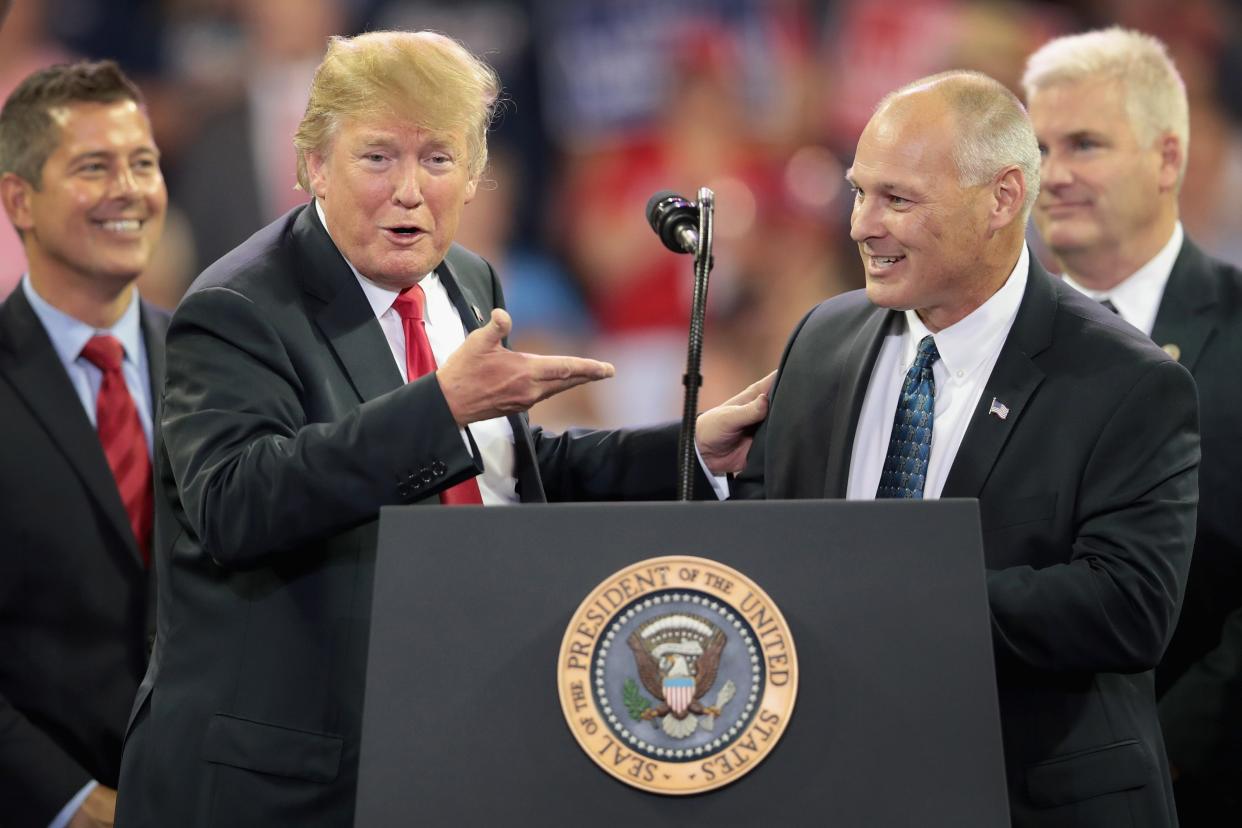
624,613,736,739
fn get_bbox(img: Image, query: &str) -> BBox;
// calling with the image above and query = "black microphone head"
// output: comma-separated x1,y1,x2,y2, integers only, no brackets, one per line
645,190,698,253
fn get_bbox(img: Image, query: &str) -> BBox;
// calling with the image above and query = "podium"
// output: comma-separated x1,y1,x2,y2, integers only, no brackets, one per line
356,500,1009,826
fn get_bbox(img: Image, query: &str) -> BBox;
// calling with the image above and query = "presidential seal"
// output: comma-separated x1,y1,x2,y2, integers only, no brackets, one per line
557,556,797,795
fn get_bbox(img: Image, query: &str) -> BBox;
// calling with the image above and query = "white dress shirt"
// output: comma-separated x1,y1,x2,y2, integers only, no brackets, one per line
316,201,518,505
847,245,1029,500
1062,222,1183,336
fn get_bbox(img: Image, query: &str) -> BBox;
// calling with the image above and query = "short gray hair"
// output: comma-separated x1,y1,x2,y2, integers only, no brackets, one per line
1022,27,1189,183
880,70,1041,220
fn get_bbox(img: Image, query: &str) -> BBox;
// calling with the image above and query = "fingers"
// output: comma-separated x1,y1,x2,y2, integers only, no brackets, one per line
722,370,777,407
530,354,615,383
715,390,769,430
471,308,512,348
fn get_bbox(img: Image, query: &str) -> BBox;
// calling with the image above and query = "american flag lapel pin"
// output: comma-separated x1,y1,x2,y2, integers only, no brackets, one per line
988,397,1010,420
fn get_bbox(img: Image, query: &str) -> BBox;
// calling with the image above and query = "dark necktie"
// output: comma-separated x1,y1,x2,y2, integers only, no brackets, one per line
876,335,940,499
392,285,484,506
79,335,152,564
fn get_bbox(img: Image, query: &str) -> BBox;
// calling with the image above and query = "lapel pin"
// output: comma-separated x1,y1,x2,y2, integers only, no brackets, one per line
988,397,1010,420
1161,343,1181,362
471,304,485,324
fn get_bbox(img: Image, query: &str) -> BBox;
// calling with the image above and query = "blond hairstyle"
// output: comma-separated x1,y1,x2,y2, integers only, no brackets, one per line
1022,27,1189,183
293,30,501,190
880,70,1041,220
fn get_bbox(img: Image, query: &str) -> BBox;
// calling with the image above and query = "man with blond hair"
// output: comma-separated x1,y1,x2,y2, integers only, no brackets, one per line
1024,28,1242,821
114,30,765,827
731,69,1197,825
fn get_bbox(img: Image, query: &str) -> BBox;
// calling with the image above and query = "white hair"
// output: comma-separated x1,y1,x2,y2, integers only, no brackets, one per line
881,70,1041,220
1022,26,1189,183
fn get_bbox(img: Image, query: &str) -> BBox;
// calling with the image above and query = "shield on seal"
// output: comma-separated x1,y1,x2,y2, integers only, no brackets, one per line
663,676,695,716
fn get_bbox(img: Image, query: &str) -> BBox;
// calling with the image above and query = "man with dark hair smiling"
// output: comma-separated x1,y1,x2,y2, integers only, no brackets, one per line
0,60,167,828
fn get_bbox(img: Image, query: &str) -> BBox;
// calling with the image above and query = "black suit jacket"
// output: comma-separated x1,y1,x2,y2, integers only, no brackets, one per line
0,286,166,828
115,205,688,828
733,256,1199,828
1150,238,1242,815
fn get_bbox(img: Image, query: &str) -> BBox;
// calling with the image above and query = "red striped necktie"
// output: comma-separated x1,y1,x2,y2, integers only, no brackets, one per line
392,285,484,506
79,335,152,564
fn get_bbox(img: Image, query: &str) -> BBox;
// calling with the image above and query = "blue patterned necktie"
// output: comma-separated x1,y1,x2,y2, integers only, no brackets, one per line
876,335,940,499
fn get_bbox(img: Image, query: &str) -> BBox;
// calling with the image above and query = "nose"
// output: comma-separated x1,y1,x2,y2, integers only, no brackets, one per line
110,164,140,197
392,165,424,209
849,195,882,244
1040,149,1072,190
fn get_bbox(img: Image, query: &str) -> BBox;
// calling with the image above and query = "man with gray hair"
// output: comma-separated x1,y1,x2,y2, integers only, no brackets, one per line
1024,26,1242,823
113,29,766,828
730,69,1198,825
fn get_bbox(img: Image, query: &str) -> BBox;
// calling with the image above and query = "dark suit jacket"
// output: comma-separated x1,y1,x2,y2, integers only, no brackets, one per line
115,205,688,828
1150,238,1242,818
0,287,166,828
1160,603,1242,812
733,256,1199,828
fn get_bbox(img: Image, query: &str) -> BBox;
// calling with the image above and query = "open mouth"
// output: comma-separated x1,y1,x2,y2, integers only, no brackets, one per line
94,219,145,233
385,224,426,235
867,254,905,271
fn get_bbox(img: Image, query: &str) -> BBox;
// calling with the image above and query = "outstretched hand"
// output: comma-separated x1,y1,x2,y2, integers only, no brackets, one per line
695,371,776,476
437,309,614,425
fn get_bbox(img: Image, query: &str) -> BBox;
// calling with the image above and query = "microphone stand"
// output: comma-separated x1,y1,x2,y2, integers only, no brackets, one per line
677,187,715,501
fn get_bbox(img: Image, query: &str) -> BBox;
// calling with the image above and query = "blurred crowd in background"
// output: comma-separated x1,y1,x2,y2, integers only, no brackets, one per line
4,0,1242,429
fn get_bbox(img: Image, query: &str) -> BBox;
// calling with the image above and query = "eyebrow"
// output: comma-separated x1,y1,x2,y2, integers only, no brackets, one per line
845,171,908,194
69,147,160,168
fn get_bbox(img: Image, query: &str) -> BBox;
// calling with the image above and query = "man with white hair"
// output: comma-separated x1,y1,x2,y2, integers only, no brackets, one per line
731,69,1198,826
1024,28,1242,821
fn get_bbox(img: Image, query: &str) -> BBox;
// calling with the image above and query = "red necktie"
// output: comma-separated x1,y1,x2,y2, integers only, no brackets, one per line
392,285,484,506
80,335,153,564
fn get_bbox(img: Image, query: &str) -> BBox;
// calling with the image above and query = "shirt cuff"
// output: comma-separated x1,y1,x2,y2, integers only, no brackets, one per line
694,443,731,500
49,779,97,828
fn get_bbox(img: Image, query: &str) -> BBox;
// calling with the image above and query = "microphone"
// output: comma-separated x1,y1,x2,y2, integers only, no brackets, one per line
646,190,701,255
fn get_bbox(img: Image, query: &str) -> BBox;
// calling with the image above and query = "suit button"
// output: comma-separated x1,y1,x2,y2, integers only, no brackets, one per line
420,469,434,484
432,461,447,477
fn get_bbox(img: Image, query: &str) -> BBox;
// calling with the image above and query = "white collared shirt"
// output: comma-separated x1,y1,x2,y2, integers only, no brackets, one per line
1062,222,1183,336
316,201,518,505
846,245,1030,500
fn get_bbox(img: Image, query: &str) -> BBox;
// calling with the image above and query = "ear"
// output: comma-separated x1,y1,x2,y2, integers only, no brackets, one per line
464,176,479,204
987,166,1027,232
0,172,35,234
305,150,329,200
1156,133,1182,191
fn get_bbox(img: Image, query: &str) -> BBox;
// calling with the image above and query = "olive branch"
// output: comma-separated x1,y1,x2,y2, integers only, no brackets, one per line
623,678,652,720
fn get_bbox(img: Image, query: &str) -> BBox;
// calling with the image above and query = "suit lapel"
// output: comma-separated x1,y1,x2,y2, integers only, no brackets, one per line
296,205,404,403
1150,239,1218,373
140,301,168,410
438,254,546,502
823,306,895,498
0,288,142,563
941,259,1053,498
